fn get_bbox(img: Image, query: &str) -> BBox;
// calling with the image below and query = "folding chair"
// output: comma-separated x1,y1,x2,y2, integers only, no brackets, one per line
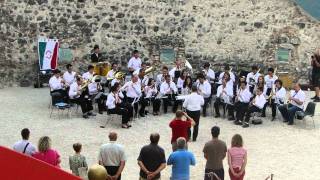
50,102,71,119
295,102,317,129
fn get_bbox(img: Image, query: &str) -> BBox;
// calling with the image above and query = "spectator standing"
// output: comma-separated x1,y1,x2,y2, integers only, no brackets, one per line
98,132,126,180
228,134,247,180
137,133,166,180
203,126,227,180
167,137,196,180
32,136,61,168
69,143,88,176
13,128,36,156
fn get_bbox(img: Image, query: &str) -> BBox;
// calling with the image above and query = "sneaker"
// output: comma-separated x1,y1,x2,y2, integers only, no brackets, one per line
311,96,317,100
288,122,294,125
83,114,89,119
234,120,242,125
215,114,221,118
228,117,235,121
88,112,96,116
314,97,320,102
242,122,249,128
139,113,145,117
271,117,275,121
98,111,103,114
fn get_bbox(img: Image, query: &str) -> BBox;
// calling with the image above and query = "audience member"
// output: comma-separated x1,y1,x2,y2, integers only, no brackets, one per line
32,136,61,168
137,133,166,180
228,134,247,180
13,128,36,156
98,132,126,180
69,143,88,176
169,110,195,151
88,164,108,180
203,126,227,180
167,137,196,180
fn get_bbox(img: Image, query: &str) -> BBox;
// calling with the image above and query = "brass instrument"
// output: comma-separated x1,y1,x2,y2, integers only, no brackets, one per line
145,66,155,75
185,60,193,73
268,67,278,103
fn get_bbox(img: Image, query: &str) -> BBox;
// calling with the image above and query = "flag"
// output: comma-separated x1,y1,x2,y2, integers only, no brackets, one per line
38,38,59,70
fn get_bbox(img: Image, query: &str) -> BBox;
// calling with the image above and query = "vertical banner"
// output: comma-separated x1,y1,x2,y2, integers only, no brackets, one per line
38,38,59,70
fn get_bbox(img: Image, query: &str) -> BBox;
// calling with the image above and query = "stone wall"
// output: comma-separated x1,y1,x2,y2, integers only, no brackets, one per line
0,0,319,87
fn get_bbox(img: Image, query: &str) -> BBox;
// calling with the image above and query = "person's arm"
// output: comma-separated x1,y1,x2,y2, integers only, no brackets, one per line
112,161,125,179
227,150,236,176
148,163,166,179
183,112,195,126
183,97,188,108
167,155,173,165
190,153,196,166
138,161,151,175
238,151,247,176
290,92,305,105
314,59,320,67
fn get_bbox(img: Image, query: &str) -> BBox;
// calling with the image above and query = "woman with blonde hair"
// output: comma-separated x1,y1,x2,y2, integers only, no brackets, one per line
228,134,247,180
32,136,61,167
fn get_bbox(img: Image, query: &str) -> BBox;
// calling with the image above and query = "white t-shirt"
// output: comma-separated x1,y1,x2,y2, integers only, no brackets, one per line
98,142,127,166
183,92,204,111
63,71,76,86
290,89,305,109
13,140,36,156
127,57,142,71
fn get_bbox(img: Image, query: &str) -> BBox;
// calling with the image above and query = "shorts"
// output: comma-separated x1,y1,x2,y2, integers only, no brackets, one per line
312,73,320,87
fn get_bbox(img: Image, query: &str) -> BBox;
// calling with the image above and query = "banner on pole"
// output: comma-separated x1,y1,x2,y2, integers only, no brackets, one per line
38,37,59,70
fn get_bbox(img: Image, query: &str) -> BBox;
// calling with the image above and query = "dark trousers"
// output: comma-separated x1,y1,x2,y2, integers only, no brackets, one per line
108,107,129,124
51,89,68,104
162,94,178,113
104,166,121,180
138,96,148,115
244,105,261,123
91,92,107,112
215,98,234,117
152,98,161,112
262,99,276,117
204,168,224,180
249,86,254,94
203,97,211,116
186,110,200,141
127,97,140,117
235,102,249,121
70,97,93,114
278,104,302,123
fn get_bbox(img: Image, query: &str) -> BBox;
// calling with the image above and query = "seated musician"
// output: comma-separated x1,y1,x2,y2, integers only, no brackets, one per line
267,79,286,121
160,75,178,114
253,75,266,95
278,83,305,125
69,77,95,119
137,69,149,116
177,70,188,94
138,67,149,87
106,83,131,129
122,74,144,117
241,87,266,128
49,69,68,104
214,79,233,118
82,65,95,80
63,64,76,88
127,50,142,74
197,74,211,117
246,65,261,93
233,81,252,124
91,45,100,63
144,78,161,115
181,76,193,95
88,77,106,114
106,62,118,85
169,59,183,83
218,65,236,85
156,66,171,89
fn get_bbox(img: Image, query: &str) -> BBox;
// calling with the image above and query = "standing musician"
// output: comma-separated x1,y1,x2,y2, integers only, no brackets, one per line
144,78,161,115
233,81,252,124
160,75,178,114
177,70,188,94
106,83,131,128
63,64,76,87
183,85,204,142
88,77,106,114
156,66,171,89
246,65,261,93
137,69,149,117
169,59,183,83
278,83,305,125
311,53,320,102
82,65,95,81
214,79,234,118
122,74,143,118
91,45,101,63
241,87,267,128
181,76,193,95
196,74,211,117
263,68,278,117
127,50,142,74
267,79,286,121
202,62,216,95
49,69,68,104
69,77,95,119
218,65,236,85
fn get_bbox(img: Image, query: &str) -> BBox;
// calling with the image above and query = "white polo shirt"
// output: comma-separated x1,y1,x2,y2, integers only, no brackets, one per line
98,141,127,166
13,140,36,156
290,89,305,109
253,94,267,109
127,57,142,71
183,92,204,111
63,71,76,86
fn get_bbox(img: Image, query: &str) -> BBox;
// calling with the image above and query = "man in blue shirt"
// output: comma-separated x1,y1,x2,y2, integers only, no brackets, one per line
167,137,196,180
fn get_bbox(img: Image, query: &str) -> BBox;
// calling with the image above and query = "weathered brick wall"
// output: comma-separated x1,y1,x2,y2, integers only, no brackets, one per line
0,0,319,87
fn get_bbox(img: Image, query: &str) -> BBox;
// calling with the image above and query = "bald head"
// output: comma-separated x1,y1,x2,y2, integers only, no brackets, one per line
108,132,117,141
150,133,160,144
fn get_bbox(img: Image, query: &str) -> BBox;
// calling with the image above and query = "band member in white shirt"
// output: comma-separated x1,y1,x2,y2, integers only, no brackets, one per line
169,59,183,83
233,81,252,124
82,65,95,81
88,77,106,114
246,65,261,93
160,75,178,113
218,65,236,84
242,87,267,128
214,79,233,118
106,84,131,128
106,62,118,87
49,69,68,104
91,45,100,63
197,74,211,117
254,75,266,95
69,77,94,119
278,83,305,125
266,79,286,121
144,78,161,115
183,85,204,141
177,70,188,94
203,62,215,82
122,74,143,117
63,64,76,87
156,66,171,89
181,76,193,95
127,50,142,74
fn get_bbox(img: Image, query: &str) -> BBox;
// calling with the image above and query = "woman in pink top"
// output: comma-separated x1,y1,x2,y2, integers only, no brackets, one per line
228,134,247,180
32,136,61,168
